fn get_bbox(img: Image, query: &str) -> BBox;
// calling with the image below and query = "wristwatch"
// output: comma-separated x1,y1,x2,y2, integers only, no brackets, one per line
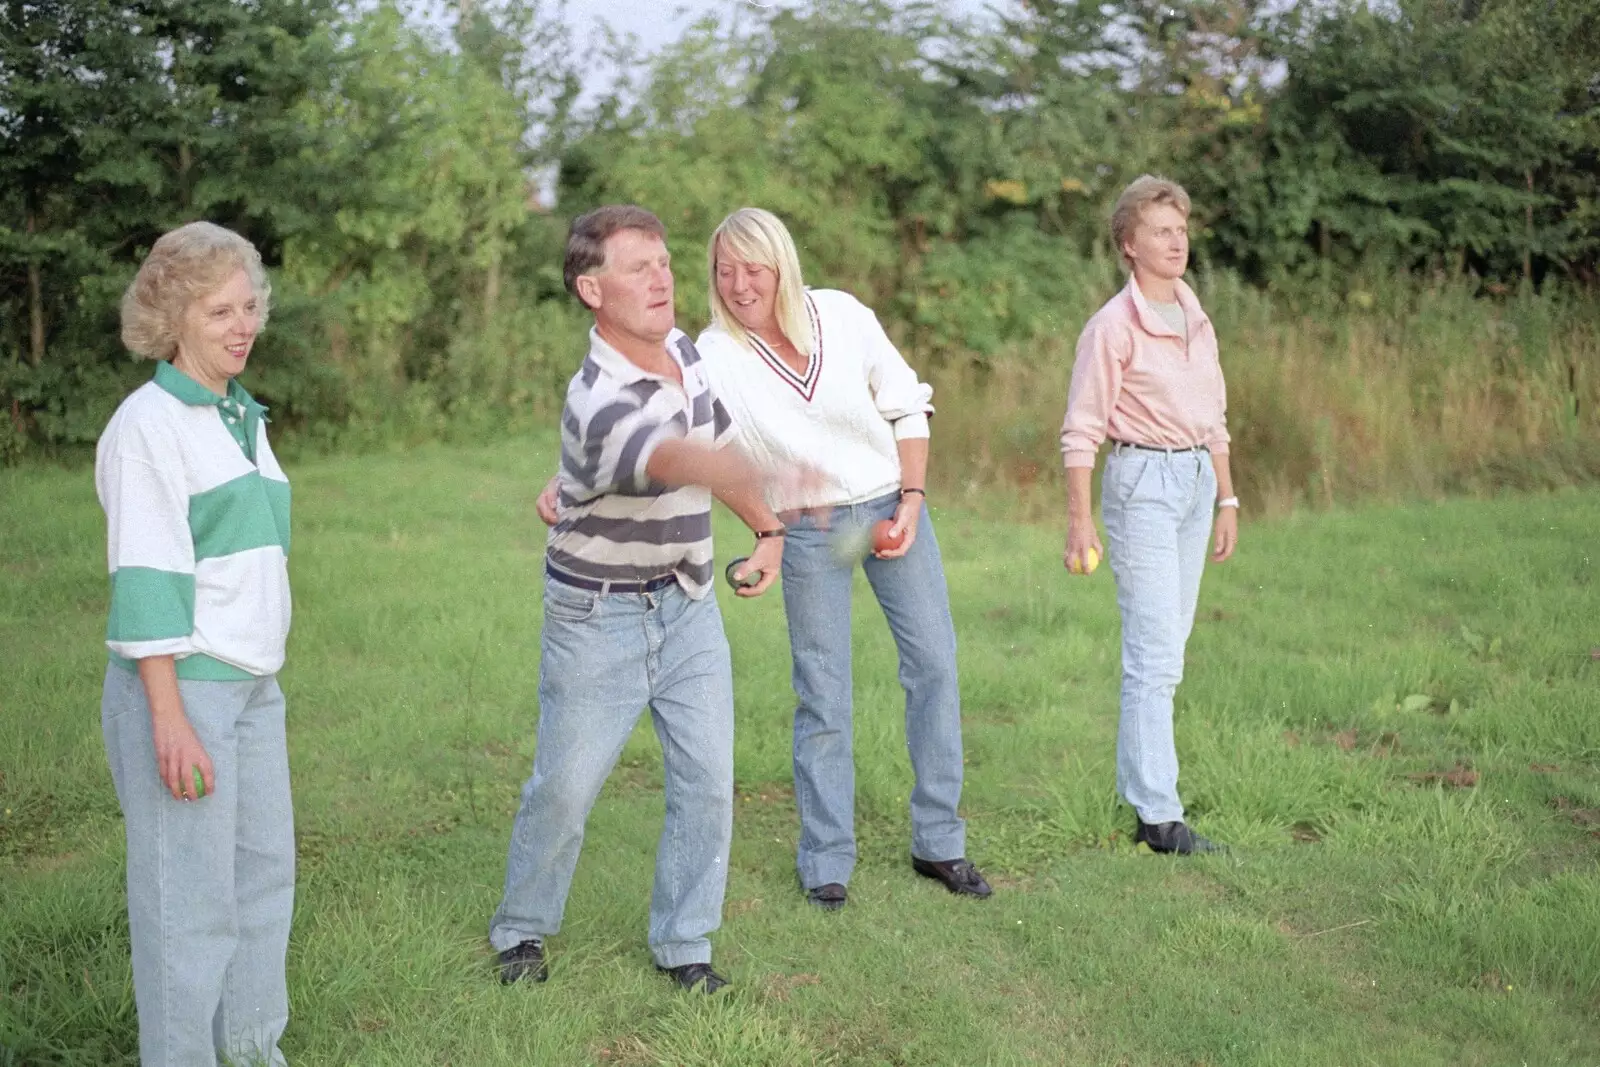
1216,496,1239,510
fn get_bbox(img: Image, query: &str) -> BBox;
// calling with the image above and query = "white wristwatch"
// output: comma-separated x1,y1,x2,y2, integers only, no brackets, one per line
1216,496,1239,510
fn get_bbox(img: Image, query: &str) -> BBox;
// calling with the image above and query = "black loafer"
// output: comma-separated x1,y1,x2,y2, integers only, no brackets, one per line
658,961,729,993
911,856,993,898
497,939,548,984
1135,819,1223,855
806,883,847,911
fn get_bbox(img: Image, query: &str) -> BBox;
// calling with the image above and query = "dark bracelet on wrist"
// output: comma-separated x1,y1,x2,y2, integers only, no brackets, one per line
754,527,787,540
899,487,926,499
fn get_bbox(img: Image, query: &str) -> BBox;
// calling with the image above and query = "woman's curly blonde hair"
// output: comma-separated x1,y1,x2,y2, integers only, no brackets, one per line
120,222,271,360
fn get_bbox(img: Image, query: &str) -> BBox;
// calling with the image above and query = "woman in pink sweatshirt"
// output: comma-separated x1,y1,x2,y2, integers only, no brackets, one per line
1059,175,1240,854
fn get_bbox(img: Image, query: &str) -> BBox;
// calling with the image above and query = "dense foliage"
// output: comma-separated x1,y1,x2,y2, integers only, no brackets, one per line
1,0,1596,464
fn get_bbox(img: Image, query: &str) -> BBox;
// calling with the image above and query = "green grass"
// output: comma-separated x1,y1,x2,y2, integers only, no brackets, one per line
2,439,1598,1066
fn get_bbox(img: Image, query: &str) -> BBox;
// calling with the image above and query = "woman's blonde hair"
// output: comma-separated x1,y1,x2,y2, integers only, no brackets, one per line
120,222,271,360
1110,175,1192,269
707,208,815,353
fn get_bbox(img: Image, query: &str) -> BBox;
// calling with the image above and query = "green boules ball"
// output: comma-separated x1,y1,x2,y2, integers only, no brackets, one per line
725,557,762,590
193,767,206,799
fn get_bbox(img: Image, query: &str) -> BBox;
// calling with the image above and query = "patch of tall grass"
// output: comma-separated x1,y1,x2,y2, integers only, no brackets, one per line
926,268,1600,517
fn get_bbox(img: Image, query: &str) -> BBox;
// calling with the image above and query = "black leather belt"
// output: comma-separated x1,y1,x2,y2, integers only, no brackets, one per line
1109,438,1209,454
545,562,676,595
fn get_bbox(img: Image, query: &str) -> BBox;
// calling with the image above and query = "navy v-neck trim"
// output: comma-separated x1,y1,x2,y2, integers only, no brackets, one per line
749,294,823,402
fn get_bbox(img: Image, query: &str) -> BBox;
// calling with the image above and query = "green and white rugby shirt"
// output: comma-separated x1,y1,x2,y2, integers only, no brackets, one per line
95,361,291,681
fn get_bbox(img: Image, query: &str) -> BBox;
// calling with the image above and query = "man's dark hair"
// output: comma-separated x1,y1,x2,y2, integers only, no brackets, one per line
563,205,667,304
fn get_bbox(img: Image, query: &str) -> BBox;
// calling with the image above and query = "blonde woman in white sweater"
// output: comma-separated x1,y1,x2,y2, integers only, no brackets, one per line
696,207,990,909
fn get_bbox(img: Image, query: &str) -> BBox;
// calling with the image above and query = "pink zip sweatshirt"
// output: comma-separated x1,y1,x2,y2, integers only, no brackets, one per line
1059,275,1230,469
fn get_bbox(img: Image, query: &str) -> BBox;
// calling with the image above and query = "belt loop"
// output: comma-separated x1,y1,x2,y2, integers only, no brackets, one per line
600,579,612,595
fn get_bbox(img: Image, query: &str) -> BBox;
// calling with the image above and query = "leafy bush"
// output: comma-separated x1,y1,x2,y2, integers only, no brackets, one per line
2,0,1595,508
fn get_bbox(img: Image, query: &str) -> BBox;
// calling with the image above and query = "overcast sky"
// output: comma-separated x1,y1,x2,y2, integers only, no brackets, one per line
558,0,1009,57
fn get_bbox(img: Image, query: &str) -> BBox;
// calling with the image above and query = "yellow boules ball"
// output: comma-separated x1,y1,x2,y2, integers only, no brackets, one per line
1069,546,1100,576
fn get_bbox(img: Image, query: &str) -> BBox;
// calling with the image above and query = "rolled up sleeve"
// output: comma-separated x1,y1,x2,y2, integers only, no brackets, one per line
1060,319,1130,469
99,446,198,661
861,301,934,441
1206,372,1231,456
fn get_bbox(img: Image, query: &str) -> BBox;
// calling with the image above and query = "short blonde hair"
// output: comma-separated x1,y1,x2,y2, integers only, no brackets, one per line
707,208,815,354
1110,175,1192,268
120,222,271,360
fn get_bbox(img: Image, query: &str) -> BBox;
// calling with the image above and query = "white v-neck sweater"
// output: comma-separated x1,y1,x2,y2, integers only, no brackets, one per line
695,289,933,513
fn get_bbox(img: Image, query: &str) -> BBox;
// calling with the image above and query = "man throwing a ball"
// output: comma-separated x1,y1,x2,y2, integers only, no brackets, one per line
489,205,787,993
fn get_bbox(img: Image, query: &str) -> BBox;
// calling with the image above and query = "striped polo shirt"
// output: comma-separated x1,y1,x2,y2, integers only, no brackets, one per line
548,327,735,599
95,361,292,680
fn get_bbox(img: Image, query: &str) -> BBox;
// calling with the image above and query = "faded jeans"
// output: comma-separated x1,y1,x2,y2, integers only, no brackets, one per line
101,663,295,1067
489,577,734,969
780,491,966,889
1100,445,1217,825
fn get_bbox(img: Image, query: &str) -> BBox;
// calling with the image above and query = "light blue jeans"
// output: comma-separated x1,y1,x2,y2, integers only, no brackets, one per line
780,491,966,889
100,663,295,1067
1100,446,1217,825
490,577,735,969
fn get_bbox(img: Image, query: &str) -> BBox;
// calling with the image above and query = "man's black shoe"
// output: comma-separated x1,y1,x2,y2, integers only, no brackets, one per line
1135,819,1223,855
911,856,993,898
497,939,548,984
657,961,729,993
806,883,847,911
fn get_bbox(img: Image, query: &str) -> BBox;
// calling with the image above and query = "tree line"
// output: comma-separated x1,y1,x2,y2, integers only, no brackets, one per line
2,0,1596,460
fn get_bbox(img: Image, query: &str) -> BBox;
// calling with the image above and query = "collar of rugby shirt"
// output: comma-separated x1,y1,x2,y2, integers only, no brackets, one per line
583,327,695,386
154,360,269,460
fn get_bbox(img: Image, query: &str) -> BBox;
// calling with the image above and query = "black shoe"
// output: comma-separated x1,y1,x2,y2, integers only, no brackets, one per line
911,856,993,898
657,961,729,993
1135,819,1223,855
806,883,847,911
497,939,548,984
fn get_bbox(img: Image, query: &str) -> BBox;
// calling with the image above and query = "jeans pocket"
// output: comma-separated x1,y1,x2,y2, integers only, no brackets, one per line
1107,451,1153,507
543,581,598,622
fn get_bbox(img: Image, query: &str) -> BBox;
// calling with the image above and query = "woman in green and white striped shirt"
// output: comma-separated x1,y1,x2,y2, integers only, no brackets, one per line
96,222,295,1067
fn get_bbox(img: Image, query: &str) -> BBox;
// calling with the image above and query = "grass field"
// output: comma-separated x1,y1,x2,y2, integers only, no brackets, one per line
2,439,1598,1067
